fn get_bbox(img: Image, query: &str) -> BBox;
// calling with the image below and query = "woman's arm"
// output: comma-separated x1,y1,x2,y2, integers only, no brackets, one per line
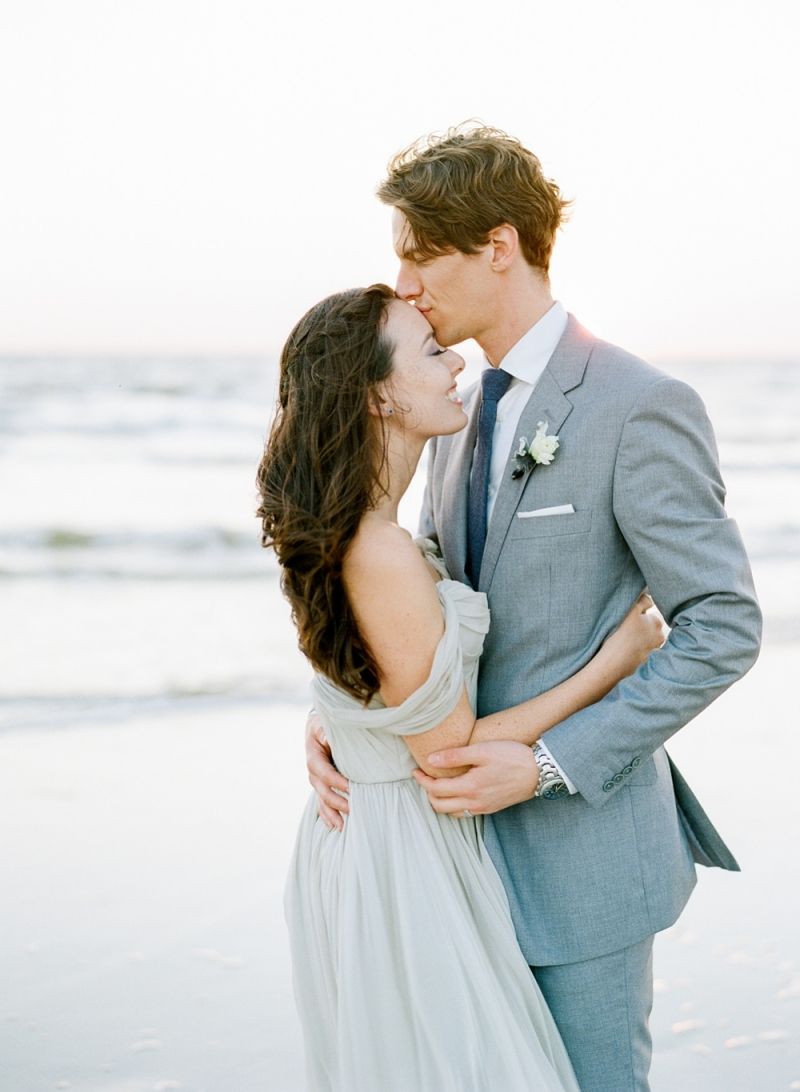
404,593,665,776
467,594,666,749
343,526,477,778
345,525,666,779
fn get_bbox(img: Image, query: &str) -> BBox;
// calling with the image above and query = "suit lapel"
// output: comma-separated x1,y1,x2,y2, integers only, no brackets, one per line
478,315,594,592
439,385,480,583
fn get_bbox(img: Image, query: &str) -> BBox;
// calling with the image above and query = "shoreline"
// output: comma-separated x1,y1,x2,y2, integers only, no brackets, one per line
1,648,798,1091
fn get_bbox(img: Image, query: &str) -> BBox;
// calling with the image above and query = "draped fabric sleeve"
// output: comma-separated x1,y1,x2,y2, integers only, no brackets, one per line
414,536,449,581
312,584,469,738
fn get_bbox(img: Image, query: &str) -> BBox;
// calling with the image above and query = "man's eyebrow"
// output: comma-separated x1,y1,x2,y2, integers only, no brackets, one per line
395,229,425,260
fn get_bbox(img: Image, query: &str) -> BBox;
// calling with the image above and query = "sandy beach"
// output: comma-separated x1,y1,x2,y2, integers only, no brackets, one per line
2,353,798,1090
2,638,798,1091
3,0,800,1081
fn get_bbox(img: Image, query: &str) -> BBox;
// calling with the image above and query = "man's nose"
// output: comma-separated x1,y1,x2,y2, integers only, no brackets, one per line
395,261,422,301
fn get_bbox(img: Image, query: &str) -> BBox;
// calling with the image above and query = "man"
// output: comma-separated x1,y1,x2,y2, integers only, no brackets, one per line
306,125,761,1090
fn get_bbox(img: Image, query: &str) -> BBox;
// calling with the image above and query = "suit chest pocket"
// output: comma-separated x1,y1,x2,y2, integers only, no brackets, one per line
508,508,593,540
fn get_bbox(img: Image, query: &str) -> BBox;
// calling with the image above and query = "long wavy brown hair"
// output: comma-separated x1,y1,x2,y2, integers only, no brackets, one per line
257,284,396,703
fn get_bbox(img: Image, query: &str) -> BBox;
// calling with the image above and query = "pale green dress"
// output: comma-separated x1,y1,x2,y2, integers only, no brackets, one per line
285,541,579,1091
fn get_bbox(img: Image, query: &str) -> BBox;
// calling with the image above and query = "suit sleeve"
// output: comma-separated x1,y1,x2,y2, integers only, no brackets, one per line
417,437,440,544
542,376,762,808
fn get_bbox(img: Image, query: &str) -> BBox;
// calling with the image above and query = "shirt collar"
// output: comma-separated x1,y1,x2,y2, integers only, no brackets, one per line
496,301,568,385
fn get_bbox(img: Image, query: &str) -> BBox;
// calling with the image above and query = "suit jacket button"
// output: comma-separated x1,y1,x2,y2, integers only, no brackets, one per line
613,773,624,784
632,757,641,768
622,765,633,776
603,781,614,792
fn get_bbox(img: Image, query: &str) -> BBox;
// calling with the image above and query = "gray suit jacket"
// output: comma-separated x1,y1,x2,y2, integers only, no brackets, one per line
419,315,762,966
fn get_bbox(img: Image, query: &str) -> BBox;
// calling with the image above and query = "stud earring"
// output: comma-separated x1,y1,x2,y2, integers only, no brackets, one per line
386,407,394,416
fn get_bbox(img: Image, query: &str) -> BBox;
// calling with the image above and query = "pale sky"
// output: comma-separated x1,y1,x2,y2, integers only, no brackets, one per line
1,0,797,359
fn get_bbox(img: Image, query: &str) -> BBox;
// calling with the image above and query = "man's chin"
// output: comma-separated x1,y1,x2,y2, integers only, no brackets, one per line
433,323,466,349
430,322,454,345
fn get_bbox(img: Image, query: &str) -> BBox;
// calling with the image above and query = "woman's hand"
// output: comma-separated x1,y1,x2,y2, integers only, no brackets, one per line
600,592,669,680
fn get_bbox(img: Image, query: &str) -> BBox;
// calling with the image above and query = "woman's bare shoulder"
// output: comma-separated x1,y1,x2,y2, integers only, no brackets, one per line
344,520,430,591
344,520,445,702
343,520,443,640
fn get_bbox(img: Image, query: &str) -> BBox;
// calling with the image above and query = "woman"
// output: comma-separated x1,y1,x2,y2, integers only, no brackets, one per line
257,285,665,1091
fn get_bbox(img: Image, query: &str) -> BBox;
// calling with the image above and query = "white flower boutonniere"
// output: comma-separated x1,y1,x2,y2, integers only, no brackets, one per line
511,421,560,480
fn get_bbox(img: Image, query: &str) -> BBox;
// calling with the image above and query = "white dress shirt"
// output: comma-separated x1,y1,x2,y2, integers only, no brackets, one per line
485,300,577,793
486,301,568,523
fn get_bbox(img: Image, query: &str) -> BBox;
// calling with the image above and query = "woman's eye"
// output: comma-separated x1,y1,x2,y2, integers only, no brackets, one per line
432,347,447,356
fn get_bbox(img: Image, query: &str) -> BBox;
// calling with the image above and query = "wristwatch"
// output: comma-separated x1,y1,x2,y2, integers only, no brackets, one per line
532,742,569,800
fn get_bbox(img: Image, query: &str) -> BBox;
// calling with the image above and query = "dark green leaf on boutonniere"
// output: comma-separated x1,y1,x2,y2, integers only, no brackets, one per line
510,421,560,480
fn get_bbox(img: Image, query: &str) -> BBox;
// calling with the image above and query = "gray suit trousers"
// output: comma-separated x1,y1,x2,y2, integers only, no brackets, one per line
532,936,654,1092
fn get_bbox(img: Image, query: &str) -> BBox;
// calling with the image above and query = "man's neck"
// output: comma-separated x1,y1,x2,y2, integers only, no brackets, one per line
479,280,555,366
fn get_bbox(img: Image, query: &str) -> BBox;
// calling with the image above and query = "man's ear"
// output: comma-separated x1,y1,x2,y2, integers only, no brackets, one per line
487,224,519,272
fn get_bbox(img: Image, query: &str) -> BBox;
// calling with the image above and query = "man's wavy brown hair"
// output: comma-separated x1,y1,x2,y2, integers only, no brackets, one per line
377,123,570,273
257,284,396,703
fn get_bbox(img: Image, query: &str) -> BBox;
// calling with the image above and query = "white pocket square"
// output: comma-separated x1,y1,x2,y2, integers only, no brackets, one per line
516,504,576,519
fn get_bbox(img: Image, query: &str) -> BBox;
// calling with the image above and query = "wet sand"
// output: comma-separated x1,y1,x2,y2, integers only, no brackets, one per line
1,644,797,1091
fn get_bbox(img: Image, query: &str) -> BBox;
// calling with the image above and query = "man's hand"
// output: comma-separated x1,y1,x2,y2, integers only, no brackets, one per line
305,711,349,831
411,740,540,815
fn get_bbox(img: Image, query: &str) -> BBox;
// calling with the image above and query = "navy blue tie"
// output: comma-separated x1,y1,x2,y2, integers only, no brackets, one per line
466,367,513,587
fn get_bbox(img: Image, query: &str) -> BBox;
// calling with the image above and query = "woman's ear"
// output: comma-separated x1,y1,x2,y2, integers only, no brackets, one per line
368,387,395,418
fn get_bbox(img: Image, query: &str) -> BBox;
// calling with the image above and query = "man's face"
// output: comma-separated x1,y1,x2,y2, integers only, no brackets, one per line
391,209,493,348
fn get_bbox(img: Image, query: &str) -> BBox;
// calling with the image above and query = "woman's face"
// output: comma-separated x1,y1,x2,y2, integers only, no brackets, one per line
382,300,466,440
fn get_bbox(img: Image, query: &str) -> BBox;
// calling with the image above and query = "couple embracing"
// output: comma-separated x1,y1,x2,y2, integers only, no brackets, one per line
258,125,761,1091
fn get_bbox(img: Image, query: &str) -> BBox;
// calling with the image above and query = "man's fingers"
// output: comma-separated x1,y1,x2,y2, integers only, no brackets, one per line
306,746,350,796
311,778,350,815
317,799,345,832
305,710,349,830
313,766,349,797
412,769,475,799
410,769,477,812
315,784,349,828
411,769,437,790
427,794,475,815
428,745,485,769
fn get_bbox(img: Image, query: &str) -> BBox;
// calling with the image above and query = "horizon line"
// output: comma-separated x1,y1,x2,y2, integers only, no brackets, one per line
1,349,798,366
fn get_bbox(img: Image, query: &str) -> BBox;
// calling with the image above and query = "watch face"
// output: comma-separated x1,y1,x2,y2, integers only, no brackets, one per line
542,780,568,800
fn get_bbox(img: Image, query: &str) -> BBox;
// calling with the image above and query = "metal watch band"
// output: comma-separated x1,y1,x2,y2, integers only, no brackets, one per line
532,742,569,800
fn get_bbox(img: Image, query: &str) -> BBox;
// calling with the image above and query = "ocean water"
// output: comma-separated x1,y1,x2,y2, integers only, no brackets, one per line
0,353,797,734
1,353,799,1091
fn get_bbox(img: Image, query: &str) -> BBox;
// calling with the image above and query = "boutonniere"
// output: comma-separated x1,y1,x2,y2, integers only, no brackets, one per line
511,421,560,480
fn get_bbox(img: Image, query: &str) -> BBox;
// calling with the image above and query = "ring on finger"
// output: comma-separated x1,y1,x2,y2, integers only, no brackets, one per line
463,808,473,819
